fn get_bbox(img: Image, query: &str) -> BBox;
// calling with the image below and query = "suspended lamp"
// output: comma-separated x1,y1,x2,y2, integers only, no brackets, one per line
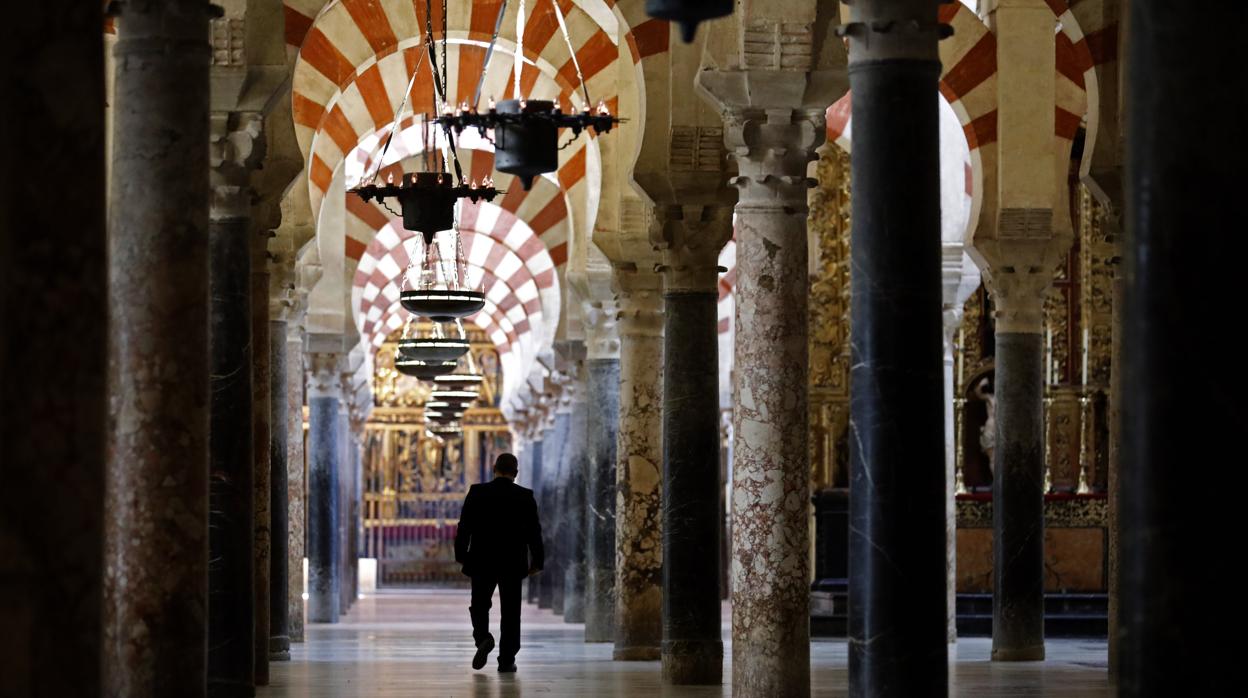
645,0,734,43
352,171,499,243
430,389,479,408
434,0,621,191
429,422,463,439
396,319,471,363
395,357,458,380
433,373,485,391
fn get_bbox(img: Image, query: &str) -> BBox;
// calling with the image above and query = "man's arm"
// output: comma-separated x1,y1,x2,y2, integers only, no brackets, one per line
526,490,544,573
455,487,476,565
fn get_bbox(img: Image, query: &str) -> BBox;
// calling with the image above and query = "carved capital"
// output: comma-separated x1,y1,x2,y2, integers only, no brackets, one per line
210,111,265,219
306,351,346,400
613,267,664,341
583,298,620,361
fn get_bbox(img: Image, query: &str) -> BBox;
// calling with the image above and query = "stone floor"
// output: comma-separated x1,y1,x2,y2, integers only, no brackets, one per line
261,589,1111,697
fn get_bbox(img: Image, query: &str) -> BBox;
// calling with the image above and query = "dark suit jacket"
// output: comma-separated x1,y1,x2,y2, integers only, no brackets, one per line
455,477,544,580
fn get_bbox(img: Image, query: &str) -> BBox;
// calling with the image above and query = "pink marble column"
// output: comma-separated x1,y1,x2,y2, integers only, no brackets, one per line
613,267,664,661
697,74,831,694
286,322,307,642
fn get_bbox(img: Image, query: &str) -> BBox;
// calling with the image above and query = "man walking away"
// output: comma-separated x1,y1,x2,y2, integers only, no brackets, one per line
455,452,544,672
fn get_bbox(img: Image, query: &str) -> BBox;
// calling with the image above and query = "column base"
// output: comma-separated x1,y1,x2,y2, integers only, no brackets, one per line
269,635,291,661
662,640,723,685
613,645,661,661
991,645,1046,662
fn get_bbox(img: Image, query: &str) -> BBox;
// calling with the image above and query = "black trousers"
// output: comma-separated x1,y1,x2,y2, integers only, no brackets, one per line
470,572,522,661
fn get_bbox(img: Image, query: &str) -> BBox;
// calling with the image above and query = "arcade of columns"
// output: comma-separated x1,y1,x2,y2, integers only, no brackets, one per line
3,1,1245,698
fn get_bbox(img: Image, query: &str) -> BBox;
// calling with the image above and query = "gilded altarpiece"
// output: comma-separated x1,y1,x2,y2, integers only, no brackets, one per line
953,184,1115,594
808,146,852,492
362,327,511,586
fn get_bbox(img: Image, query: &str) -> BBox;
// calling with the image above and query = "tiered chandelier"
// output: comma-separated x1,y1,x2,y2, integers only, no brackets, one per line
434,0,621,190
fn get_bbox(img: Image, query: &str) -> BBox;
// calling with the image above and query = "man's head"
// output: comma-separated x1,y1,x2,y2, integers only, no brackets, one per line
494,452,519,479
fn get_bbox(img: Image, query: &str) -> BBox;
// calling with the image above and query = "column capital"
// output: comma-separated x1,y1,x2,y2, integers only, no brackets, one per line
583,298,620,361
969,239,1071,334
305,351,346,400
698,96,827,207
654,203,734,294
613,267,664,341
210,111,265,219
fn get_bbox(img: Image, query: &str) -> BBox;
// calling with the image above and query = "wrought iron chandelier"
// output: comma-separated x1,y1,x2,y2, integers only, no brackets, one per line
395,357,458,380
434,0,620,190
396,318,471,363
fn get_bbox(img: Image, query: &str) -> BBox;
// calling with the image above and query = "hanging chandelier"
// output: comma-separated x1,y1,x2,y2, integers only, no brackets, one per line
430,389,480,408
395,357,458,380
396,319,471,363
433,0,621,191
645,0,734,43
429,422,463,439
351,0,495,323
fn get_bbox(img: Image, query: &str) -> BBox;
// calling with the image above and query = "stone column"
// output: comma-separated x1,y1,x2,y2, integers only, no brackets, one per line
658,209,733,685
252,234,272,686
613,268,664,661
584,303,621,642
842,2,950,691
306,351,344,623
337,399,352,615
561,350,590,623
1120,3,1247,694
697,81,833,696
526,433,544,604
286,320,307,640
269,309,291,660
207,112,263,696
546,414,570,614
3,4,106,695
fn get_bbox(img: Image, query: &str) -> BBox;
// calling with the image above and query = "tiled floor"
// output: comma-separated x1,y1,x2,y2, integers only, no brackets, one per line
261,589,1111,697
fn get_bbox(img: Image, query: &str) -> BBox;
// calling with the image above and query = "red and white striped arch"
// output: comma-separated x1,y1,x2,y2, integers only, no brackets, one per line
288,0,623,229
354,225,558,400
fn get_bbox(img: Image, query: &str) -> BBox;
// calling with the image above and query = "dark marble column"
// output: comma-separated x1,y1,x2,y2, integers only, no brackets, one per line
843,1,949,694
208,137,257,695
526,436,544,604
613,270,664,661
991,333,1045,662
2,4,106,695
251,238,272,686
306,352,343,623
546,416,570,614
584,353,620,641
660,232,728,685
269,317,291,660
337,403,353,615
562,360,589,624
1121,3,1248,694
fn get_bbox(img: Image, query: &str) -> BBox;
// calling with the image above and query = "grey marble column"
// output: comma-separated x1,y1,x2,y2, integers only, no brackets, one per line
1121,3,1248,694
286,325,307,640
545,417,570,613
562,361,590,624
585,360,621,639
2,4,106,695
269,317,291,660
660,227,730,685
526,436,545,604
306,352,343,623
584,312,621,642
613,271,664,661
207,113,263,697
337,402,352,615
844,3,949,692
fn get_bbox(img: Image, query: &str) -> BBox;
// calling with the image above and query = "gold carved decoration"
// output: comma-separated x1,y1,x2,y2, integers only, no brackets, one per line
808,146,852,490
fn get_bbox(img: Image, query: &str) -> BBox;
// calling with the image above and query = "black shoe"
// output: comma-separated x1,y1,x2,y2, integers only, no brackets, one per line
497,659,517,673
472,636,495,670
